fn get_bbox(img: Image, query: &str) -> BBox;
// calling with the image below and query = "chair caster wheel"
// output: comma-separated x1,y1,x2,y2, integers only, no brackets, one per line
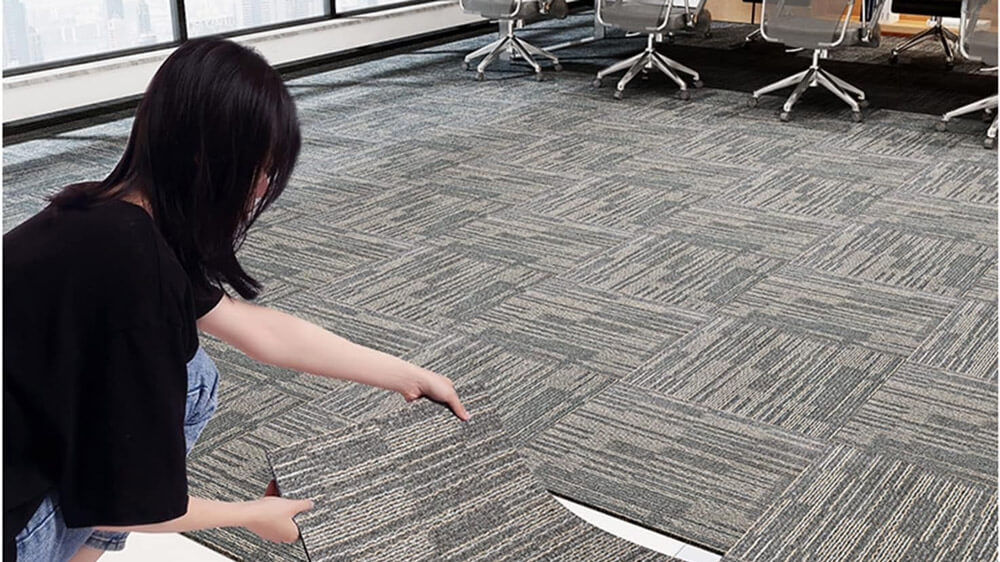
945,59,955,70
984,109,994,122
779,111,790,122
747,97,759,108
613,90,624,100
984,136,996,149
678,89,691,101
693,79,704,88
851,111,863,123
703,31,712,38
641,71,650,80
463,62,471,71
554,63,563,71
475,72,485,81
857,99,869,109
936,120,948,132
535,73,544,82
889,53,898,64
592,78,603,88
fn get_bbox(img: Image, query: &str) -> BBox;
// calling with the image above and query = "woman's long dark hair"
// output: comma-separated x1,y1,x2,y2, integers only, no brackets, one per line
46,37,301,301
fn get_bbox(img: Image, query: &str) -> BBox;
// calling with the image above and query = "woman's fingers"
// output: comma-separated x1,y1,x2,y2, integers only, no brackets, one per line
448,391,471,421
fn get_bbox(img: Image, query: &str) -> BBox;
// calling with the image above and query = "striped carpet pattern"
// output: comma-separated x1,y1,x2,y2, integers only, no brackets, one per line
721,444,998,562
3,14,996,562
267,385,674,561
522,382,829,550
833,362,998,487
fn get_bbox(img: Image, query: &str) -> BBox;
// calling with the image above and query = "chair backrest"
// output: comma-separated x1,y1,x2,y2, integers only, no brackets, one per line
598,0,706,34
963,0,999,65
761,0,856,49
461,0,530,20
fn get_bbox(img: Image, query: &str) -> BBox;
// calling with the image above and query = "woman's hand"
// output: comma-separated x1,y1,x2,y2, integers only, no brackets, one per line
400,366,471,421
244,497,314,543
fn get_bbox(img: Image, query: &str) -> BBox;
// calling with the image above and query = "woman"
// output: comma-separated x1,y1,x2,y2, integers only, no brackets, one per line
4,37,469,562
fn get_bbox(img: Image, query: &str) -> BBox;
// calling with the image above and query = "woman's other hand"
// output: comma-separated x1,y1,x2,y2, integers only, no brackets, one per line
244,497,313,543
401,367,471,421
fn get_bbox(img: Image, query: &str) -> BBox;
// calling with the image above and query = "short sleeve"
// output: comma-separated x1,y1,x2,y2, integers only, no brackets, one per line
57,323,189,528
192,281,225,319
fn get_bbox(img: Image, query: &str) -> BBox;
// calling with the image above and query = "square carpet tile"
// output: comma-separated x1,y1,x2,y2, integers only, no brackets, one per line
267,382,676,562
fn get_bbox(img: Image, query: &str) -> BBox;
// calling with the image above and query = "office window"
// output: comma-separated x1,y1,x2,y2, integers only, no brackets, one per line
185,0,326,37
3,0,177,71
336,0,412,13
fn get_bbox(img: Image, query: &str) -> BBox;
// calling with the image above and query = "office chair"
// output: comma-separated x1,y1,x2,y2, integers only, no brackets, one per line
888,0,962,68
937,0,998,147
591,0,708,99
747,0,867,121
460,0,561,81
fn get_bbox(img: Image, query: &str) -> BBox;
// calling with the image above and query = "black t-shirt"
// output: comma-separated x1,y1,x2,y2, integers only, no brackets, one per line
2,198,225,560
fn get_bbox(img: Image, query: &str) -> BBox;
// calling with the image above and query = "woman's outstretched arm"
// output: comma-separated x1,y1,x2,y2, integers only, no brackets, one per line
196,296,469,420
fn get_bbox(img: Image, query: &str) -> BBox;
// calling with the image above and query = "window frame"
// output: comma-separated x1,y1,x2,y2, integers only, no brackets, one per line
2,0,433,77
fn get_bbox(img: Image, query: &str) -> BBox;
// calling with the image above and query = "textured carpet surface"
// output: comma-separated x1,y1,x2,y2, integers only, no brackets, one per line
721,443,998,562
267,384,674,561
3,10,996,562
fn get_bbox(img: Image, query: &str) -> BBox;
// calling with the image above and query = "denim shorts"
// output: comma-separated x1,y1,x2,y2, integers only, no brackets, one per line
14,346,220,562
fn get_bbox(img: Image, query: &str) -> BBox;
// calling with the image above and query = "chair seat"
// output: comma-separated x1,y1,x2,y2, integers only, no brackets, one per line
464,0,539,20
765,16,846,49
602,1,688,33
969,31,998,65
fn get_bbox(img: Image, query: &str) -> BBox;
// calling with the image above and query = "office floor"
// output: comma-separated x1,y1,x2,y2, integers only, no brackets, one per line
3,16,996,562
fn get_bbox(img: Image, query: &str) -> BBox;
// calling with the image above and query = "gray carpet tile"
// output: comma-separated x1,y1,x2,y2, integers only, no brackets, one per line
503,173,706,233
523,381,829,552
896,157,1000,205
455,276,711,378
660,122,831,171
186,386,357,562
909,299,998,379
625,316,904,439
294,180,512,244
263,288,446,359
859,192,998,246
719,165,892,220
435,209,632,275
408,157,584,206
780,147,933,187
966,261,999,303
268,385,672,562
723,266,961,356
563,231,785,313
235,221,417,292
792,223,995,297
814,114,978,158
626,148,757,195
832,362,998,487
721,444,998,562
649,199,841,260
309,244,551,332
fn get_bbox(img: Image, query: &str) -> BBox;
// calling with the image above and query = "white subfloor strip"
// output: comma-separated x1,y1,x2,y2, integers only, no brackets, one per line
553,495,722,562
103,532,233,561
104,496,722,561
